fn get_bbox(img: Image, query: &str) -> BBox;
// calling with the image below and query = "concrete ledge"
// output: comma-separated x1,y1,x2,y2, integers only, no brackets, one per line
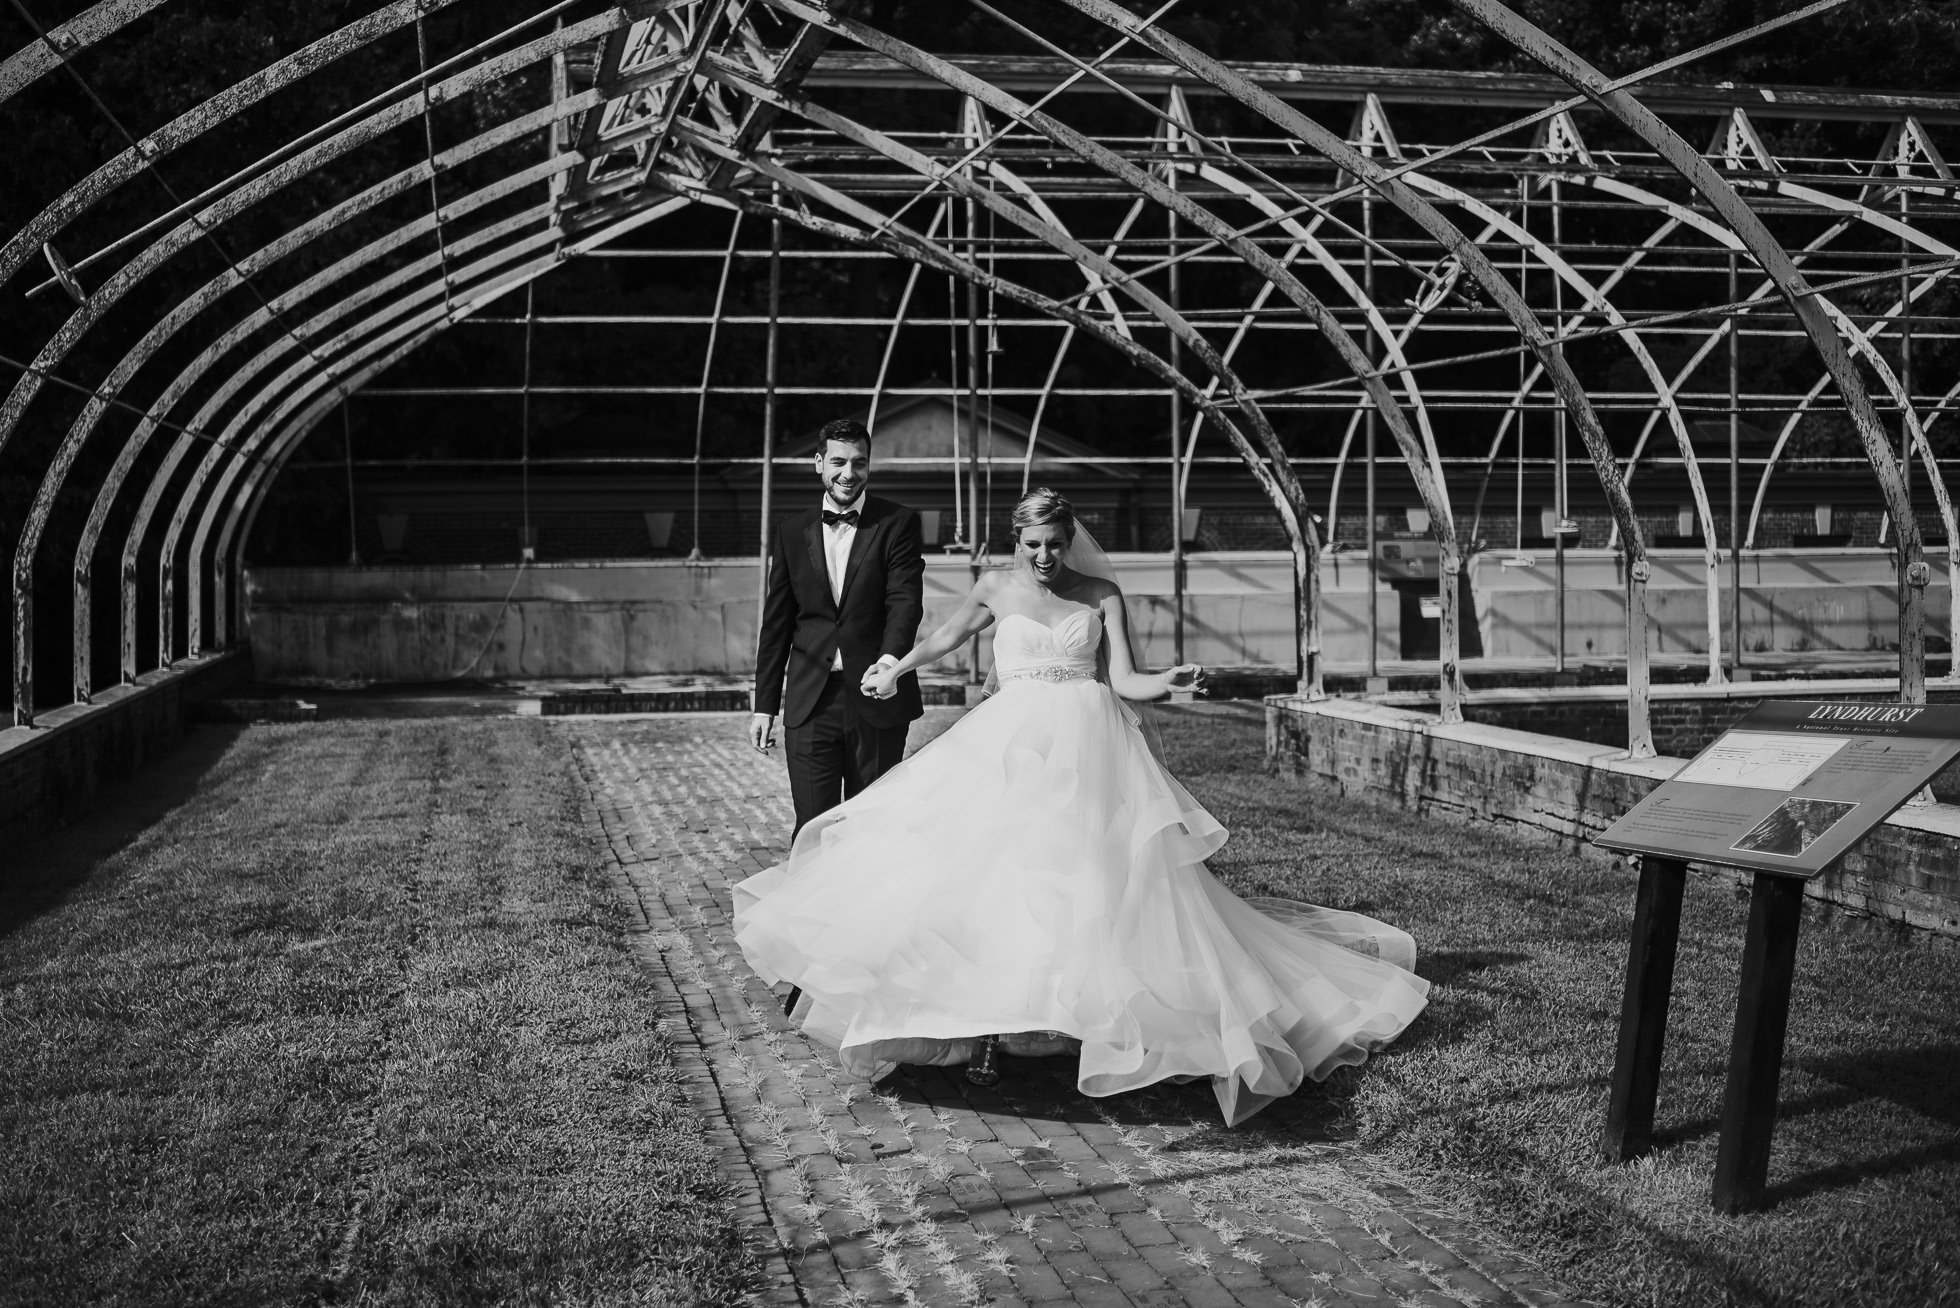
1,652,251,846
1267,694,1960,938
1372,676,1960,760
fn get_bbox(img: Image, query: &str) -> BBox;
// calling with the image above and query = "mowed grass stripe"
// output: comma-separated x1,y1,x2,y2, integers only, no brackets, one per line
0,720,754,1306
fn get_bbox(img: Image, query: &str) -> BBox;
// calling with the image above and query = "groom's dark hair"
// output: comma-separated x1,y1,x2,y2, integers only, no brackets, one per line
819,418,872,451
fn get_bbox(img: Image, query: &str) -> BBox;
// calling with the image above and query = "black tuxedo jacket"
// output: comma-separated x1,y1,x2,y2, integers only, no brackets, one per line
754,495,926,729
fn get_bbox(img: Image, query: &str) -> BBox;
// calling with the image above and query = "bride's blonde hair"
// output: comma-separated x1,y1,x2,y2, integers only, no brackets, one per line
1011,487,1076,543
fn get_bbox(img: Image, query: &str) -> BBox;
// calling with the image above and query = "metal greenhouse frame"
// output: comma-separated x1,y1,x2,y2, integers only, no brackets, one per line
4,0,1957,757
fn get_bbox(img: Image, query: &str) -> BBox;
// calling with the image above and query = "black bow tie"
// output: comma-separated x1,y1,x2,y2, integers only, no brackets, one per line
822,509,860,527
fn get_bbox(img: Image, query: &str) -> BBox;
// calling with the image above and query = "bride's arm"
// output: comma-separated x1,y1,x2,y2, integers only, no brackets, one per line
1100,589,1204,701
863,573,997,697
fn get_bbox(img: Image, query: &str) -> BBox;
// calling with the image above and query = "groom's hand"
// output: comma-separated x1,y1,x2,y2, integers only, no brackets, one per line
859,655,900,700
748,713,777,753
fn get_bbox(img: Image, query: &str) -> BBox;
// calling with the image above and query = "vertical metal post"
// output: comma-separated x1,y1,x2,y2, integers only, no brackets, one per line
1550,177,1567,676
1730,252,1743,674
72,555,92,706
965,192,983,684
1901,190,1913,501
757,172,781,629
343,402,361,565
12,569,32,726
120,541,136,687
520,280,535,561
1364,187,1379,679
1169,190,1186,666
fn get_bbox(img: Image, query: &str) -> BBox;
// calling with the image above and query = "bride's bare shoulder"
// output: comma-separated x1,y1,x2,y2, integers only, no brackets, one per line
1076,574,1124,605
971,566,1014,601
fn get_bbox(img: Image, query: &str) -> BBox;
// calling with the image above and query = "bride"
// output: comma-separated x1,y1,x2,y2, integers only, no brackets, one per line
733,488,1428,1125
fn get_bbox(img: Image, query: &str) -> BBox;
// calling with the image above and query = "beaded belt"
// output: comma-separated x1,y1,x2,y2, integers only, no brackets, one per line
999,664,1095,684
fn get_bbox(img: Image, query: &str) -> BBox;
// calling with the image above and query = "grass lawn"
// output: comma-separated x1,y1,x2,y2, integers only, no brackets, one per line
0,720,755,1306
1150,703,1960,1308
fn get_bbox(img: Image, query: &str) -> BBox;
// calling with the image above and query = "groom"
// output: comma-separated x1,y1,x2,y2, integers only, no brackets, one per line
750,418,926,838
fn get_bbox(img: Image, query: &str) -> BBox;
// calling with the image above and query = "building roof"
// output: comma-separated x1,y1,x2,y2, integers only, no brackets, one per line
769,391,1139,482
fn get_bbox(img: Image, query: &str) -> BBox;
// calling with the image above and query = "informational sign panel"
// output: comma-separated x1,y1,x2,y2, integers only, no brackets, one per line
1597,700,1960,878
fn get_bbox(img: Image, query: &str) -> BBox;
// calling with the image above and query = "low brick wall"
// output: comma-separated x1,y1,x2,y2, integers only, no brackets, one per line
0,652,251,847
1267,695,1960,938
1416,681,1960,758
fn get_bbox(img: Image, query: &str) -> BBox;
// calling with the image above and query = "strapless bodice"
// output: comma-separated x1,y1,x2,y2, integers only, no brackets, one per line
994,609,1102,684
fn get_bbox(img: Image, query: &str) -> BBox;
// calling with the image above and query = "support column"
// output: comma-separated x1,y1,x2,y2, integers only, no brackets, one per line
1551,177,1568,678
757,173,781,637
1364,186,1380,683
72,559,90,706
1602,854,1685,1160
1730,251,1743,676
1627,557,1654,756
343,401,362,566
1712,871,1806,1214
965,191,983,684
1169,197,1186,666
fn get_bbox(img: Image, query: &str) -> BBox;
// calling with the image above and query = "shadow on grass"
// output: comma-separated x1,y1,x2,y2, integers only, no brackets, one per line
0,723,244,939
1651,1041,1960,1205
1765,1138,1960,1207
1804,1042,1960,1128
1419,948,1533,985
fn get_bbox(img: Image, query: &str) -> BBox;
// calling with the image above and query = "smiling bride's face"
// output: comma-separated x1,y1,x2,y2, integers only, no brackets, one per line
1017,522,1071,585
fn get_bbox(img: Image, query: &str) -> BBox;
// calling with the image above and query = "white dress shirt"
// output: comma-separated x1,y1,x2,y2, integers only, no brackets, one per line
821,493,862,607
820,494,898,678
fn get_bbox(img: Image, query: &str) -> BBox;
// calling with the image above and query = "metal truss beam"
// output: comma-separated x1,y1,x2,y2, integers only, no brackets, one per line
1450,0,1933,706
7,0,1959,739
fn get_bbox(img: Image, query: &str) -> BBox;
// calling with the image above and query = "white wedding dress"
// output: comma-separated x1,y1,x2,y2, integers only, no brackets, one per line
732,608,1430,1125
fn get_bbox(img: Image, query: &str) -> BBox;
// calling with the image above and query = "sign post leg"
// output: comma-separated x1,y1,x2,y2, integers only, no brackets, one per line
1712,871,1806,1214
1602,855,1686,1161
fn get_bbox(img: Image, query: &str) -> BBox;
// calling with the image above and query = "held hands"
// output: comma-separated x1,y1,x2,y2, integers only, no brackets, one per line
1166,663,1208,697
860,661,900,701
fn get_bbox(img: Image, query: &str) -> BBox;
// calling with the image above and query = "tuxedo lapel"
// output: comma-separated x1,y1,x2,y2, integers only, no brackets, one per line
802,512,834,613
837,502,879,610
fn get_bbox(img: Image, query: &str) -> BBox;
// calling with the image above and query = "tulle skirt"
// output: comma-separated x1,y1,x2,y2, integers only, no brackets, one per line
732,678,1429,1125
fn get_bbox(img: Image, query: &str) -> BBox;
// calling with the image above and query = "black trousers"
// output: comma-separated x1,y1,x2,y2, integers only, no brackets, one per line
785,673,910,837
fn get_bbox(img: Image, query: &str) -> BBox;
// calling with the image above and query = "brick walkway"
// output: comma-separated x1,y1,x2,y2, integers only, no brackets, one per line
567,714,1590,1308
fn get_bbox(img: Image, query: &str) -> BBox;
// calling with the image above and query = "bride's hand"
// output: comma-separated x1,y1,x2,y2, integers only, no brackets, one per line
1166,663,1207,696
861,665,899,700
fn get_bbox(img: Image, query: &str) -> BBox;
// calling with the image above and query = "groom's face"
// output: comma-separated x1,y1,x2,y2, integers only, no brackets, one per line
815,437,871,509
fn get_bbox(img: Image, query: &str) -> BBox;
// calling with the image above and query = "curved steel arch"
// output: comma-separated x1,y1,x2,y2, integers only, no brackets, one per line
1508,162,1960,668
1019,193,1149,493
646,115,1345,690
1043,0,1662,752
13,3,742,719
1546,169,1949,530
19,79,625,711
33,151,575,687
216,156,1322,680
0,0,491,297
6,0,1955,745
1391,170,1726,681
221,198,695,644
1450,0,1934,703
76,208,556,699
864,198,950,437
1,0,180,105
742,10,1472,713
0,9,629,465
